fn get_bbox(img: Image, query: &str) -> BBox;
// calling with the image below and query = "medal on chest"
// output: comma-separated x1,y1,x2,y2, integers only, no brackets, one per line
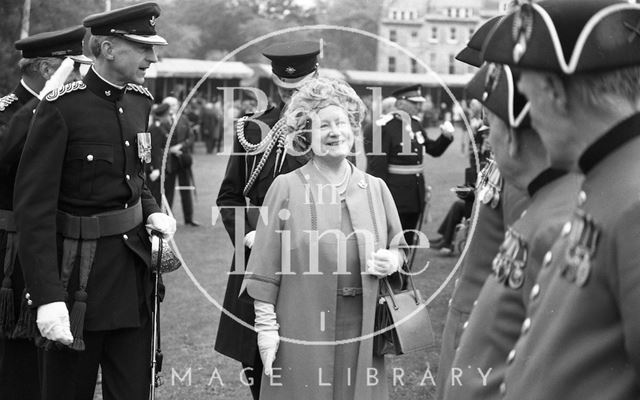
137,132,152,164
477,159,502,208
492,227,528,289
561,210,600,287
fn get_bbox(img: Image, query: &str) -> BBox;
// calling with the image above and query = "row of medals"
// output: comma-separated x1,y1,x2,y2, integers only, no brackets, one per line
477,160,502,209
559,209,599,287
493,228,528,289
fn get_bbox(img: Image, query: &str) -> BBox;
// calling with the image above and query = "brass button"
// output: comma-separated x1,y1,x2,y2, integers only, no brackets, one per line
507,349,516,364
543,251,553,267
522,318,531,334
530,284,540,300
561,221,572,236
499,382,506,395
473,299,478,307
125,174,130,180
119,107,124,114
86,154,94,162
125,140,130,147
25,293,30,300
448,298,453,307
578,190,587,206
462,320,469,330
27,300,33,306
124,203,128,209
123,234,129,240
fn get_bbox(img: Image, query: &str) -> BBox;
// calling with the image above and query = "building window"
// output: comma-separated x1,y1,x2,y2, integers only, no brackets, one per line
455,8,460,18
449,54,455,74
447,8,452,17
389,57,396,73
400,11,405,20
430,53,437,67
389,29,397,42
430,27,438,42
411,59,418,73
392,10,397,19
449,27,457,42
411,30,418,39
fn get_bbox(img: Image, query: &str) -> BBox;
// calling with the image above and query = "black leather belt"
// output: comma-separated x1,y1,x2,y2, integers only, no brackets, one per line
337,287,363,296
56,201,143,240
0,209,15,232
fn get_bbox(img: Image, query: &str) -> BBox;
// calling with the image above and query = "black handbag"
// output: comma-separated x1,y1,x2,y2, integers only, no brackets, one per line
373,273,435,356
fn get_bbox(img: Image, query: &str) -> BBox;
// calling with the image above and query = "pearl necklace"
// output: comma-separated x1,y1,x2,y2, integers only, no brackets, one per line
313,160,350,198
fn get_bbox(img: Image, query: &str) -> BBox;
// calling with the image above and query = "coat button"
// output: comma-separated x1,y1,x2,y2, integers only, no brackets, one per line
578,190,587,206
123,234,128,240
125,174,130,180
507,349,516,364
27,300,33,306
25,292,30,300
530,284,540,300
119,107,124,114
448,298,453,307
125,140,130,147
124,203,128,209
473,299,478,307
462,320,469,330
561,221,572,236
543,251,553,267
86,154,94,162
499,382,506,395
522,318,531,334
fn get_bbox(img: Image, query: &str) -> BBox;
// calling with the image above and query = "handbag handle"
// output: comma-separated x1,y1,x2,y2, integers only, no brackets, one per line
381,267,421,310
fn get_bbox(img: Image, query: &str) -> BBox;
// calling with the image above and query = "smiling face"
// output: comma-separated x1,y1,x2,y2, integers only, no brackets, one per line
109,38,158,85
310,105,355,161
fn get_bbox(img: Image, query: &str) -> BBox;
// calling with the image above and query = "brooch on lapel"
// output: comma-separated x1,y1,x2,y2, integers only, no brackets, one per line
358,179,368,189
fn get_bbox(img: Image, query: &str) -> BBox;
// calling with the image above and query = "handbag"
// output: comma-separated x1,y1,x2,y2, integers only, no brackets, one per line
373,272,435,356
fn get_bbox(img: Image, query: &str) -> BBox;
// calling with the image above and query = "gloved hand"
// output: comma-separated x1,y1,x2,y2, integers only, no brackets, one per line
149,169,160,182
36,302,73,345
440,120,455,139
146,212,177,241
254,300,279,376
244,230,256,249
366,248,404,278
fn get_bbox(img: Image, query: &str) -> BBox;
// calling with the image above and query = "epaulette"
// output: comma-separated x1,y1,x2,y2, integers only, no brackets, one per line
0,93,18,111
375,113,394,127
126,84,154,100
45,81,86,102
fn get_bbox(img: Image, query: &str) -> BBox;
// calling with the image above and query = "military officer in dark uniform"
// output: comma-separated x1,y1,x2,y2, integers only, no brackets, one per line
434,16,530,399
443,63,582,400
147,102,171,206
0,25,91,400
215,41,319,400
13,3,176,399
364,84,453,245
482,1,640,399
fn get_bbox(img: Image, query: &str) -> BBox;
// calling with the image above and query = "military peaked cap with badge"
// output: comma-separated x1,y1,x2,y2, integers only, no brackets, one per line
262,41,319,89
83,1,167,46
391,84,426,102
483,0,640,74
456,15,503,67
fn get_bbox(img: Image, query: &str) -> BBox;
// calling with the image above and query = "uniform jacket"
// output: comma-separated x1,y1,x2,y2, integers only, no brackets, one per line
445,171,582,400
13,67,161,331
435,174,529,400
0,81,37,135
364,114,452,213
214,105,307,365
503,113,640,400
243,162,405,400
161,114,194,174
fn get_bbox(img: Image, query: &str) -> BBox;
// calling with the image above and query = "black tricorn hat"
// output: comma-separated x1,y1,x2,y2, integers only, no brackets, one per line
15,25,89,61
466,63,530,129
84,1,167,46
482,0,640,74
456,15,504,67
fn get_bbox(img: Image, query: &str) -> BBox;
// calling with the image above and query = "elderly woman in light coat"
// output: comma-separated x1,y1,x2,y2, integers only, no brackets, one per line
241,78,407,400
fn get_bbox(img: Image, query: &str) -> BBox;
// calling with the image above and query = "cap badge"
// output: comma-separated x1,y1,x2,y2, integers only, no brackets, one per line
482,63,502,102
285,66,296,75
624,20,640,43
149,15,156,27
511,1,533,63
105,90,111,97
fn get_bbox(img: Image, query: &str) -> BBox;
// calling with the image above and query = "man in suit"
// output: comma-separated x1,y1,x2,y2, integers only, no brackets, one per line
0,25,91,400
13,3,176,399
364,84,453,245
482,1,640,398
215,41,320,400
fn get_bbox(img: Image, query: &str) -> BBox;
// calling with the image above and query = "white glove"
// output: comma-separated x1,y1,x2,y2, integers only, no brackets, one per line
244,230,256,249
439,120,455,139
366,248,404,278
146,212,177,241
149,169,160,182
255,300,279,376
36,302,73,345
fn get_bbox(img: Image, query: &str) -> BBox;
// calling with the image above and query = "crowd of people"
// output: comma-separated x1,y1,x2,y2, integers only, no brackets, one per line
1,0,639,399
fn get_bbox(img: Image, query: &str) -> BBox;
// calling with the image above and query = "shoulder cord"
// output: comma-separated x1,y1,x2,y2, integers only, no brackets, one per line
242,119,288,196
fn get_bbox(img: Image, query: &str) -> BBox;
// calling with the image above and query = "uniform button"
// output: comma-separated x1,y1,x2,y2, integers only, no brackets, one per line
530,284,540,300
86,154,94,162
25,292,30,300
462,320,469,330
125,140,130,147
522,318,531,334
578,190,587,206
123,234,129,240
126,174,130,180
415,173,420,177
473,299,478,307
543,251,553,267
507,349,516,364
448,298,453,307
499,382,506,395
561,221,572,236
124,203,129,209
119,107,124,114
27,300,33,306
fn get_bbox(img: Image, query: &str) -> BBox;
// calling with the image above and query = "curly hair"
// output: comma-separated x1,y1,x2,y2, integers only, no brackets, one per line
283,77,366,154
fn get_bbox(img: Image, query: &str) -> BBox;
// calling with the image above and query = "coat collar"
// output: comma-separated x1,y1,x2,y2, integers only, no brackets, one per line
84,66,125,102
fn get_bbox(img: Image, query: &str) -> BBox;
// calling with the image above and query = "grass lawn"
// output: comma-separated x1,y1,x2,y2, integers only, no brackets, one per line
145,127,471,400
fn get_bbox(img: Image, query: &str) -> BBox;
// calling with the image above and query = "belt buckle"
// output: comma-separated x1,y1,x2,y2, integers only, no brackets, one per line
340,287,357,297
